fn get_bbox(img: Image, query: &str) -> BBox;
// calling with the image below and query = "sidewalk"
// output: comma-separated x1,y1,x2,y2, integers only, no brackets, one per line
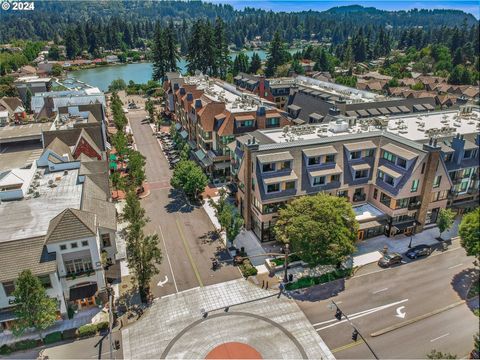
0,308,100,347
354,219,460,257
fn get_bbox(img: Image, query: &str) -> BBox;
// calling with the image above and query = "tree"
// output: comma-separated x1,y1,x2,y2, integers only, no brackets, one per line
126,231,162,303
274,193,358,266
290,59,305,75
232,52,249,76
459,208,480,262
152,23,167,81
249,52,262,74
218,203,243,246
108,79,127,92
126,150,146,190
65,27,79,60
50,64,63,77
437,208,455,240
145,99,154,119
164,20,180,73
213,17,230,79
12,270,57,341
48,45,60,61
426,350,457,359
170,160,208,199
24,88,32,113
265,31,289,77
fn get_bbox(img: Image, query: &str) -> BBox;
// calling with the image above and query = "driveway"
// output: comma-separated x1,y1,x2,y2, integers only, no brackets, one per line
124,102,240,298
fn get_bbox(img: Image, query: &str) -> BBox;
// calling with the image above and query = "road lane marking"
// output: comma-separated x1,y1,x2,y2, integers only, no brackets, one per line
157,275,168,287
315,299,409,331
175,219,204,287
448,263,463,269
372,287,388,294
158,225,179,292
395,306,406,318
430,333,450,342
331,340,365,353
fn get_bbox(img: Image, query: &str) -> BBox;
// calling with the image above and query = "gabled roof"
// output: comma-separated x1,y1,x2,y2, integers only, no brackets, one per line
79,160,108,176
0,97,23,113
74,128,102,158
45,208,96,244
43,126,104,151
46,137,73,161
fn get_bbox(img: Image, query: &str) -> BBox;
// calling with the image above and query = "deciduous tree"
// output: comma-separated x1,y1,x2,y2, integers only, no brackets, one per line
459,208,480,262
437,208,455,240
170,160,208,199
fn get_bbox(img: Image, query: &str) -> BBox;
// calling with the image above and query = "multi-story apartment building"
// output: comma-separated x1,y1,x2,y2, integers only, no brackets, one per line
166,74,291,181
231,107,479,243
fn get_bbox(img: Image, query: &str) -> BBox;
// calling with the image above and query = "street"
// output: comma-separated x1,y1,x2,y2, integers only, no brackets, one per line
122,96,240,299
297,245,478,358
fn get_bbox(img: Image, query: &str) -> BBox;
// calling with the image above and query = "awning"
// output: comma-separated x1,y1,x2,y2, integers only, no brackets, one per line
235,115,255,121
351,163,371,171
346,111,358,117
344,141,376,152
214,162,231,170
413,104,426,112
69,283,98,301
257,152,293,164
266,113,281,118
109,161,118,170
378,108,390,115
303,146,338,157
357,109,369,117
378,165,402,178
179,130,188,139
109,154,117,161
387,106,401,114
381,143,418,161
398,106,410,113
423,103,435,111
263,172,298,185
367,108,380,116
392,220,415,232
309,165,342,177
359,220,385,230
175,123,182,131
451,200,479,209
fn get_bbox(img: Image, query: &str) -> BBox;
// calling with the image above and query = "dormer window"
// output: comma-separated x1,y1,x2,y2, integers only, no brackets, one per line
325,154,336,163
464,149,472,159
383,150,396,163
313,176,326,186
308,157,320,166
350,151,361,160
262,163,275,172
397,157,407,169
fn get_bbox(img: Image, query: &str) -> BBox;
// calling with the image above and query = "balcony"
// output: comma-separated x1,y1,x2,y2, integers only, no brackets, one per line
407,201,421,210
65,270,96,281
353,193,366,202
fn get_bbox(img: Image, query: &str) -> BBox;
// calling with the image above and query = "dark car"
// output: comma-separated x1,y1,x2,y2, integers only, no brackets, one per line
378,253,403,268
405,244,433,259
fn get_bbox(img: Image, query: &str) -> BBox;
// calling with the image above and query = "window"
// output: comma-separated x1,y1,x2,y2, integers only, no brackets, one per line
383,151,396,163
262,163,275,172
267,183,280,193
101,233,111,248
445,153,453,162
411,179,420,192
365,149,374,157
355,170,368,179
431,191,448,202
396,198,409,209
238,120,254,128
463,168,473,178
308,157,320,166
373,188,378,199
266,117,280,128
281,161,291,170
313,176,325,186
421,162,426,174
64,257,93,276
331,174,340,182
70,242,78,249
2,281,15,296
433,175,442,188
384,174,394,186
350,151,361,160
325,154,336,163
82,240,89,247
38,275,52,289
380,192,392,207
397,158,407,169
60,244,67,251
463,149,472,159
285,181,295,190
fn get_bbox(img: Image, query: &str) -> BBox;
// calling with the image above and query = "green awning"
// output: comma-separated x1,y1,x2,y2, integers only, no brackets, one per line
194,149,206,161
109,161,118,170
180,130,188,139
109,154,117,161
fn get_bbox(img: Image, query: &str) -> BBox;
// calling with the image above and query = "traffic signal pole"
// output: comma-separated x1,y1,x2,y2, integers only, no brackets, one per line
331,300,380,360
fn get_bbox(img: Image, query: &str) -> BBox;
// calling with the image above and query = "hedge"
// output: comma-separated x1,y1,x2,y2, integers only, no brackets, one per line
13,339,38,351
0,344,12,355
239,259,258,278
44,331,62,344
96,321,109,331
285,268,352,291
78,324,98,338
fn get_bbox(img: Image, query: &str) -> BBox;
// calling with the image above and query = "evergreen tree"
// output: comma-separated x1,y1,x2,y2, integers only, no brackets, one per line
290,59,305,75
165,20,180,72
24,89,32,113
152,23,167,81
232,52,249,75
452,48,463,67
65,27,79,59
313,48,330,72
265,31,289,77
249,52,262,74
214,17,230,79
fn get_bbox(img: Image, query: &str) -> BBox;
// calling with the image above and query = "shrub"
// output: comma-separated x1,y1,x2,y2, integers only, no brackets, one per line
78,323,97,338
62,328,77,340
67,305,75,319
285,268,352,291
239,259,257,278
96,321,109,331
44,331,62,344
0,345,12,355
13,339,38,351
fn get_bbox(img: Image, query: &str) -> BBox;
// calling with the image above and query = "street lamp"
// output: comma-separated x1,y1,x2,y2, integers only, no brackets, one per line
283,243,290,283
408,226,416,249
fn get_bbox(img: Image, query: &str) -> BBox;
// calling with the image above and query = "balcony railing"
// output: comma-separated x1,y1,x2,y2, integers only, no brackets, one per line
353,193,366,202
407,201,421,210
65,270,95,280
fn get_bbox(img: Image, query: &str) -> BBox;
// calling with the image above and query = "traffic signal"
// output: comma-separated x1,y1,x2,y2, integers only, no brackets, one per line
335,309,342,321
352,329,359,342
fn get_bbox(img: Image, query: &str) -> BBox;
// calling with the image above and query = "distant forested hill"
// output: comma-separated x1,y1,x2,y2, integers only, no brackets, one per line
0,1,477,52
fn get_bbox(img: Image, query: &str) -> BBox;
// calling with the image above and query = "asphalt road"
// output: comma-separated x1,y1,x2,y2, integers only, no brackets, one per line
125,102,240,299
297,246,479,359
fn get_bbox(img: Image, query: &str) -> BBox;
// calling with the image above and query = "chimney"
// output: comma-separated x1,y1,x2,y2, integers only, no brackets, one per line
329,106,340,116
173,83,179,91
256,106,266,116
187,93,193,101
195,99,202,109
180,87,186,95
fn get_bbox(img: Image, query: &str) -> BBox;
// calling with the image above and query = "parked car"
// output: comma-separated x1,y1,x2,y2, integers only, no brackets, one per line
378,253,403,268
405,244,432,259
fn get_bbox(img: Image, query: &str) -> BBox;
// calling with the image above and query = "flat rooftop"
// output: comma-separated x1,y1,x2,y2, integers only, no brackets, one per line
353,203,385,221
0,122,54,144
0,168,82,242
261,109,480,144
0,142,43,172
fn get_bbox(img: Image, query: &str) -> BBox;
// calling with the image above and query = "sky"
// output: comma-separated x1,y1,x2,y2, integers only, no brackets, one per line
210,0,479,18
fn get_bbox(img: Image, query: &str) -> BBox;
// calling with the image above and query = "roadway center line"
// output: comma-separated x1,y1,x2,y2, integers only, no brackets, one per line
175,219,204,287
372,287,388,294
448,263,463,269
158,225,179,293
430,333,450,342
314,299,409,330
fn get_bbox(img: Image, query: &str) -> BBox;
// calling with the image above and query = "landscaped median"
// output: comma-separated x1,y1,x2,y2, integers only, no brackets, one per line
284,268,353,291
0,321,109,356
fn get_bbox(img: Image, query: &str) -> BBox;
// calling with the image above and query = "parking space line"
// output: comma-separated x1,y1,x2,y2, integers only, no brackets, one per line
430,333,449,342
447,263,462,269
175,219,204,287
158,225,178,293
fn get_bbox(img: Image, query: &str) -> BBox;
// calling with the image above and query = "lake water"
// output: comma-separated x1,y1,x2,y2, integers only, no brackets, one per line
70,49,302,91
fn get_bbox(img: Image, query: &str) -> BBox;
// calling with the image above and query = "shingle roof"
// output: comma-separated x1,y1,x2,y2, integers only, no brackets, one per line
46,137,73,161
303,146,338,157
43,126,104,151
0,237,57,282
82,197,116,230
79,160,108,176
381,143,418,161
45,208,96,244
344,141,376,152
75,128,102,157
257,152,294,163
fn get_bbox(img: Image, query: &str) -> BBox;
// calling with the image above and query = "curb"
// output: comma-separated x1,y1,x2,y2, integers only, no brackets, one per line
370,300,466,337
